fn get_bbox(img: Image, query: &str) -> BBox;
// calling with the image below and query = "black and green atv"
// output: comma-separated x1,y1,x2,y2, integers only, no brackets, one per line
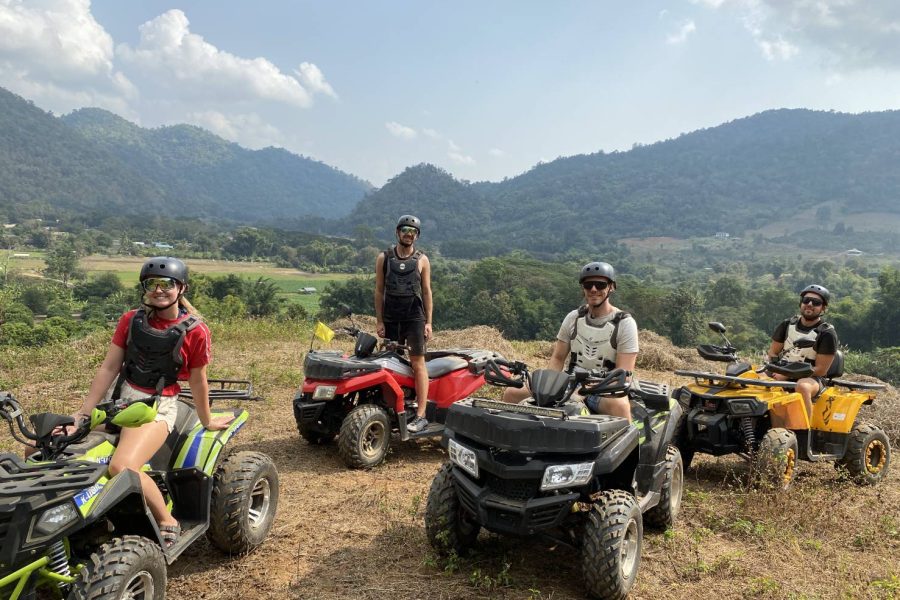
424,360,684,600
0,381,278,600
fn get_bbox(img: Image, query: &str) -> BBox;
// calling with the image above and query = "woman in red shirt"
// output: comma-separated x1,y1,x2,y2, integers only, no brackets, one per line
70,257,232,546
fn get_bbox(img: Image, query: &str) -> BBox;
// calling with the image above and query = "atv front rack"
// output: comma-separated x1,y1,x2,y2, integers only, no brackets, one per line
0,453,106,497
179,379,261,403
675,371,887,392
675,370,799,390
471,398,567,419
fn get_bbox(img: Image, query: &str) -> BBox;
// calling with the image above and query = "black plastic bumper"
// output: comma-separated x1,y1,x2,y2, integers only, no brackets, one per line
451,466,578,535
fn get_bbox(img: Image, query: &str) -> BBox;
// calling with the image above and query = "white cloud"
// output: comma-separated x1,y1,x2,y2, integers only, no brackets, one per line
698,0,900,69
757,36,800,61
422,128,442,140
117,10,335,107
187,110,284,149
295,62,337,99
0,0,135,112
385,121,418,139
447,140,475,165
489,148,506,157
667,20,697,44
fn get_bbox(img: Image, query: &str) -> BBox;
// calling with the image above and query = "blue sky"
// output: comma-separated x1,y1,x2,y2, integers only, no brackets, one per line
2,1,900,185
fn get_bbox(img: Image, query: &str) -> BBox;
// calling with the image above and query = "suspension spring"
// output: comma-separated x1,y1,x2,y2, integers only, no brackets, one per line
47,540,72,586
740,417,756,453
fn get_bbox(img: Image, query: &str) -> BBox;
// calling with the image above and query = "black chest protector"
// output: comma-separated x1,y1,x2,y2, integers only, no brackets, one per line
119,309,200,395
383,246,423,299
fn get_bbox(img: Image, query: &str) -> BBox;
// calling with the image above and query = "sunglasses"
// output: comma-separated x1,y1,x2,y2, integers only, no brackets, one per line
581,280,610,291
398,226,419,235
800,296,824,307
141,277,178,292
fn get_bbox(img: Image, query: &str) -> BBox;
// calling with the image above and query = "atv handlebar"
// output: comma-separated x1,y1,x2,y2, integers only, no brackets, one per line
578,368,631,396
483,358,528,388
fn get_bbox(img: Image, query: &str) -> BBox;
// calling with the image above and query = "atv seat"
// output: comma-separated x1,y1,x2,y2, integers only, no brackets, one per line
426,356,469,378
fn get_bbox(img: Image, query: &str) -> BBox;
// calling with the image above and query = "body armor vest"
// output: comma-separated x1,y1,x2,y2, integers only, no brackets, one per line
383,246,423,299
781,316,831,365
568,308,630,371
120,309,199,394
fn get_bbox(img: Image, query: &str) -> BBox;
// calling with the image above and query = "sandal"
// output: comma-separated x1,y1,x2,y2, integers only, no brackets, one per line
160,523,181,548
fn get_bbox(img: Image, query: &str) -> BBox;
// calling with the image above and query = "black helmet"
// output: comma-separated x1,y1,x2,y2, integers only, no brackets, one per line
396,215,421,232
140,257,188,285
579,261,616,284
800,284,830,305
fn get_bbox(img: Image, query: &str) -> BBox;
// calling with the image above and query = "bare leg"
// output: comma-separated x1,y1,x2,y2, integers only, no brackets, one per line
796,378,821,426
596,396,631,420
109,421,177,527
501,386,531,404
410,354,429,419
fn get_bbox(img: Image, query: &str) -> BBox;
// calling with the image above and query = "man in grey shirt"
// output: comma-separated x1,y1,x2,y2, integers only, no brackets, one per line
503,261,639,420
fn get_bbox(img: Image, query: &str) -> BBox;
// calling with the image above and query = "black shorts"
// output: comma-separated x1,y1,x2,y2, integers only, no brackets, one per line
384,320,426,356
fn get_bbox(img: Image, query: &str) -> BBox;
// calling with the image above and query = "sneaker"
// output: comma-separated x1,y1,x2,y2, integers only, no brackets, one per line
407,416,428,433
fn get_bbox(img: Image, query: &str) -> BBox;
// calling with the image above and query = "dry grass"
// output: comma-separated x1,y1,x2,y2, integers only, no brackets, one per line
2,320,899,599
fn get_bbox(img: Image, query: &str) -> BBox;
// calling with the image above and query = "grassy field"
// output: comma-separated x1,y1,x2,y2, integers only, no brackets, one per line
1,253,355,313
1,319,898,599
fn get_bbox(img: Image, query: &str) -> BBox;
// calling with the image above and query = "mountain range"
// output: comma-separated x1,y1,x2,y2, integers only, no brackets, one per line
0,87,370,224
2,84,899,255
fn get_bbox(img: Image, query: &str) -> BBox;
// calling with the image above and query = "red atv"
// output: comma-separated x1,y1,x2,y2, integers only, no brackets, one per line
293,311,507,468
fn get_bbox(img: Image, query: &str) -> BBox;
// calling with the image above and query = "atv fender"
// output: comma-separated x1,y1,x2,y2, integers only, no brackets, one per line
83,469,160,544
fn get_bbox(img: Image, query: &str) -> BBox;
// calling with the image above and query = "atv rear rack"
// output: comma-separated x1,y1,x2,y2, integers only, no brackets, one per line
179,379,260,403
0,454,106,497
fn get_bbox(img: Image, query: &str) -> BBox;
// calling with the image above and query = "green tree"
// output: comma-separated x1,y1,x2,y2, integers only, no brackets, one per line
44,241,83,286
664,288,706,346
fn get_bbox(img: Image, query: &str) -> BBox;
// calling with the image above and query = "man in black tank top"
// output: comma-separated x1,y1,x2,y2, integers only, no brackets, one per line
375,215,433,432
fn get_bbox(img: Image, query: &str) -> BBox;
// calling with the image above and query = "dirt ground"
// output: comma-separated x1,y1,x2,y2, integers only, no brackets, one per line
2,322,899,599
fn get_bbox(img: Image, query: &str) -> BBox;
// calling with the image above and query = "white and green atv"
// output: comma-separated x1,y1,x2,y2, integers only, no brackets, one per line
0,382,278,600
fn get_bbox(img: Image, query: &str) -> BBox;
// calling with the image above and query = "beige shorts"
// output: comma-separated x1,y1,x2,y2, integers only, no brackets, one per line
112,383,179,434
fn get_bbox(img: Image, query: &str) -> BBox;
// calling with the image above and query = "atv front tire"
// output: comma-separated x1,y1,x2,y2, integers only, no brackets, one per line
838,421,891,486
582,490,642,600
71,536,165,600
754,428,798,490
644,445,683,530
425,462,480,555
338,404,391,469
208,451,279,554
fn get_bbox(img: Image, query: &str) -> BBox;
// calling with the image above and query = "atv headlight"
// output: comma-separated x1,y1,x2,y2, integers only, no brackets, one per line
729,400,754,415
448,438,479,478
312,385,337,400
28,502,79,541
679,389,692,405
541,462,594,491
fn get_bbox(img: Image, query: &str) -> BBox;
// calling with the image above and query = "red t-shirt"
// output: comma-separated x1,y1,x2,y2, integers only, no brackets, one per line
111,309,212,396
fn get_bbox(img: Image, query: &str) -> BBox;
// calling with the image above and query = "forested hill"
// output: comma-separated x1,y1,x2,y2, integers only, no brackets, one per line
0,87,370,224
343,109,900,255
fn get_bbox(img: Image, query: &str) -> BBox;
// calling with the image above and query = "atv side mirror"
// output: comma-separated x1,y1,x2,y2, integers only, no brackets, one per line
708,322,726,334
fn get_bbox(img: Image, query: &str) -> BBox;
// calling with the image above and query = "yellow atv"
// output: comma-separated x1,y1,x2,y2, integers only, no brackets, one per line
673,322,890,488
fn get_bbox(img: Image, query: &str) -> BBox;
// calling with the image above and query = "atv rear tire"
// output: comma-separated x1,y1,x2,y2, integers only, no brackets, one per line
208,451,279,554
754,428,798,490
582,490,642,600
71,536,165,600
425,462,480,555
837,421,891,486
644,445,683,530
338,404,391,469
